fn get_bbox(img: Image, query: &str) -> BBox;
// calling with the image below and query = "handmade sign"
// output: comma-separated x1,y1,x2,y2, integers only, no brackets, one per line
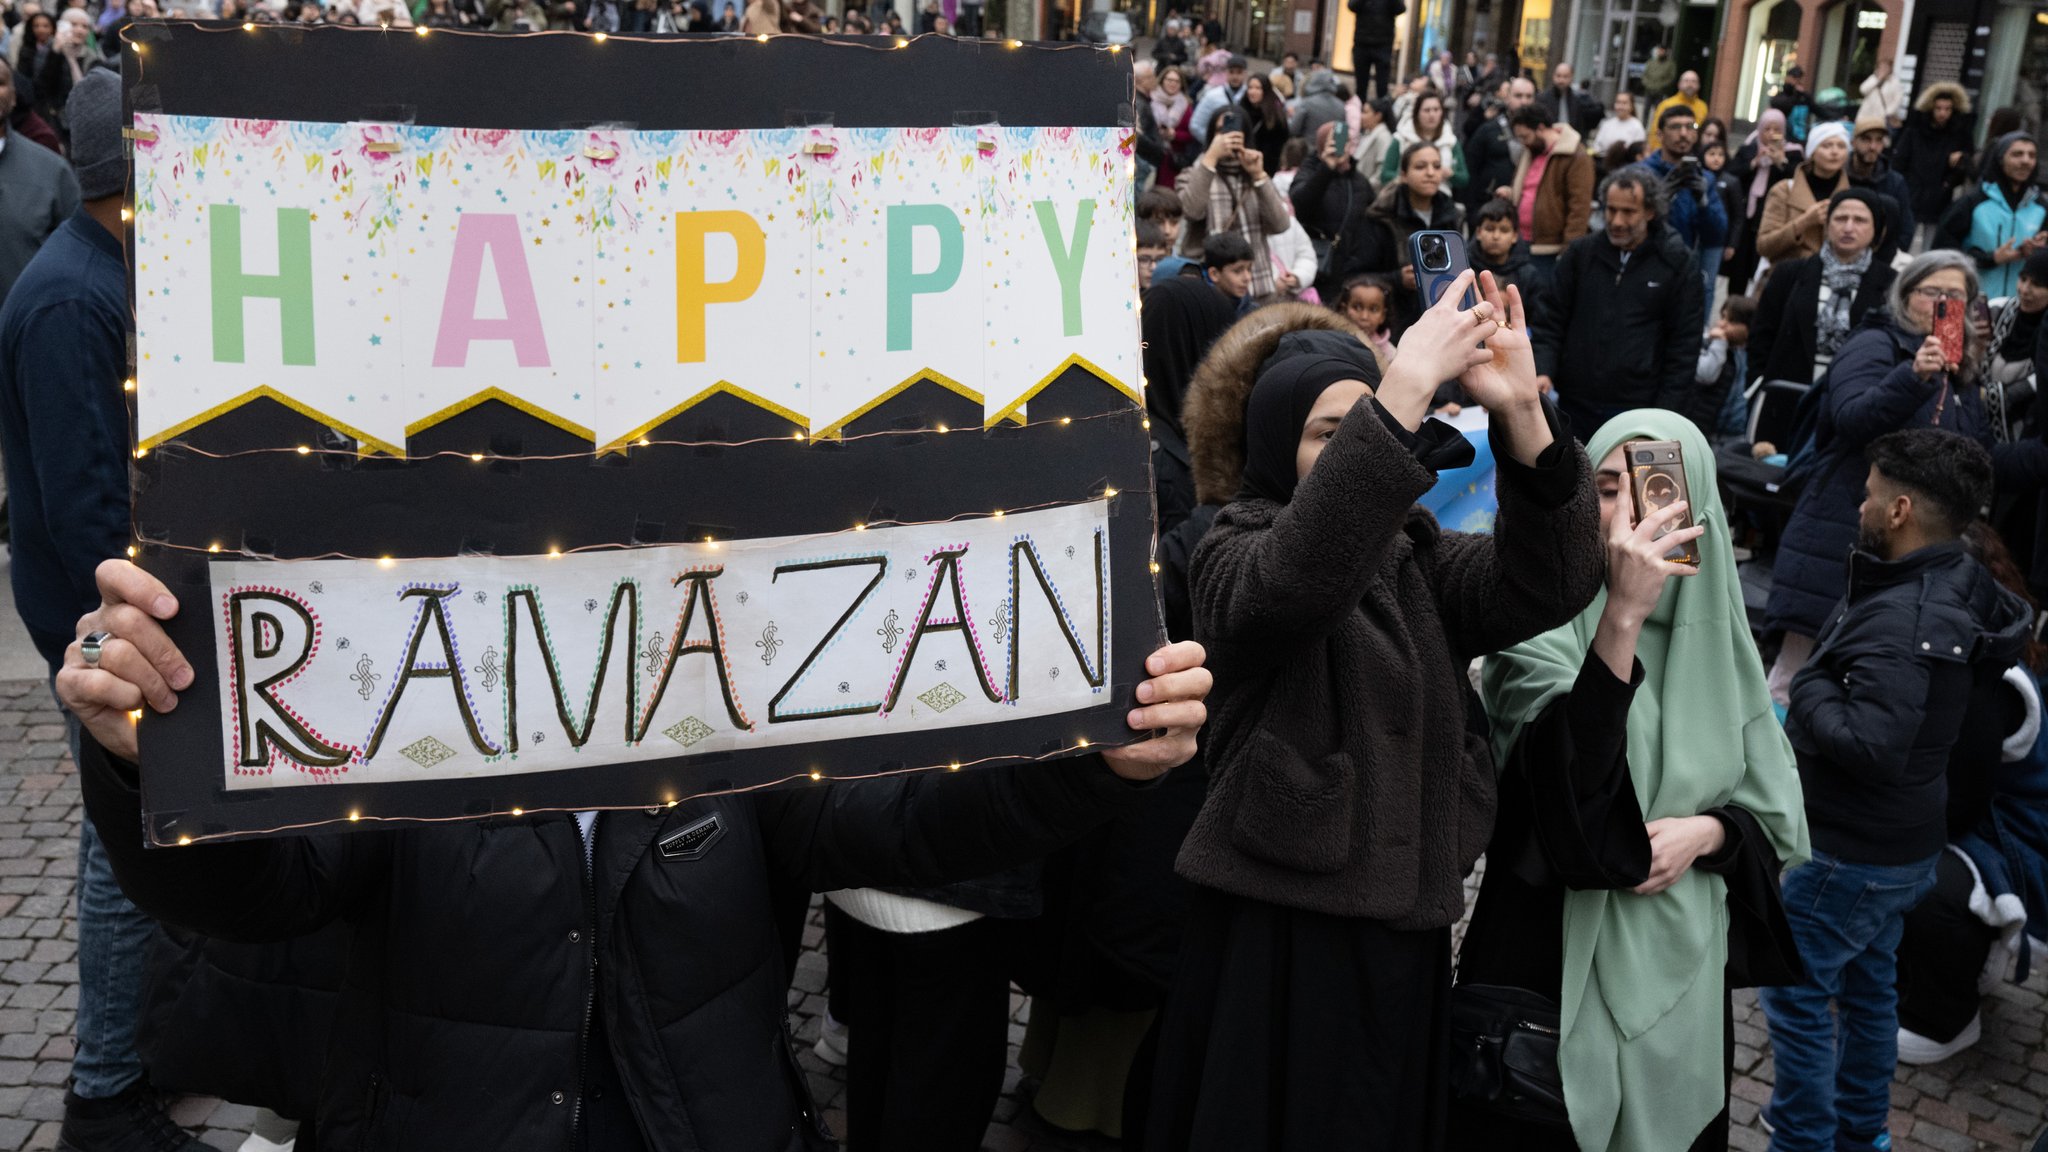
125,25,1155,844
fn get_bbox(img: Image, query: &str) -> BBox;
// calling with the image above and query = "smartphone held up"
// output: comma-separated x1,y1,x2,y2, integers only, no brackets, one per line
1626,439,1701,567
1408,230,1477,311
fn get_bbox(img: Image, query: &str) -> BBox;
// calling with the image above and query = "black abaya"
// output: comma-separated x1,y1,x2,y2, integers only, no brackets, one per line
1144,887,1452,1152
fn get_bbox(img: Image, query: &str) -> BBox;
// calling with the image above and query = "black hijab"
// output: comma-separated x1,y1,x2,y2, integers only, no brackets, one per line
1239,350,1377,503
1142,278,1238,443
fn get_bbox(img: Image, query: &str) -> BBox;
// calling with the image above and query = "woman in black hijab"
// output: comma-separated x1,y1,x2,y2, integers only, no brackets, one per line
1145,272,1606,1151
1144,276,1239,537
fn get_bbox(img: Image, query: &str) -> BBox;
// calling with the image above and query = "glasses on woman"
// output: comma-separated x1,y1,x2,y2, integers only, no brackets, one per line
1911,286,1970,302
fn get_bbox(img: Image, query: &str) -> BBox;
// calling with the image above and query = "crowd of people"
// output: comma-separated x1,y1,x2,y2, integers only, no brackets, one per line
2,7,2048,1152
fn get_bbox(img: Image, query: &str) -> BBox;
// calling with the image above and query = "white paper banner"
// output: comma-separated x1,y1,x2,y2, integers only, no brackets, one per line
132,115,1139,452
209,500,1112,789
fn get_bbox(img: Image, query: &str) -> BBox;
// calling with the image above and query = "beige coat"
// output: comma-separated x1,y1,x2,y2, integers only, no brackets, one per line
1757,165,1848,264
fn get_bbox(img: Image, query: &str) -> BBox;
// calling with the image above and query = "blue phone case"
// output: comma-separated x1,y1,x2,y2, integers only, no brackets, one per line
1407,229,1477,311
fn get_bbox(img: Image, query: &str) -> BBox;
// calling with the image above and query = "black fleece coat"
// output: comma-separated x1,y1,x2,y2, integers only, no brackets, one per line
1176,399,1603,930
81,740,1150,1152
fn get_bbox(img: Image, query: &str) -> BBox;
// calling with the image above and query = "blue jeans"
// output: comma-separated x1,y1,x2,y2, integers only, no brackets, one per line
1760,849,1941,1152
1698,244,1724,304
65,710,154,1099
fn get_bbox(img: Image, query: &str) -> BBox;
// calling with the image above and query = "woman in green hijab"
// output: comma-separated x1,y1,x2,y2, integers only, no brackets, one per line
1454,410,1811,1152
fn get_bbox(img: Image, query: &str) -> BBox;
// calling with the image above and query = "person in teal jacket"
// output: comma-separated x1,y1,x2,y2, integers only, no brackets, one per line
1935,131,2046,299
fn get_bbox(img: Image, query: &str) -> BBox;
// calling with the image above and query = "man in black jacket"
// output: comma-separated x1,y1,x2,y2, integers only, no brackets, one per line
1464,75,1533,215
1847,115,1914,263
1536,62,1599,138
1347,0,1402,100
1763,429,2030,1152
1530,164,1706,433
58,560,1212,1152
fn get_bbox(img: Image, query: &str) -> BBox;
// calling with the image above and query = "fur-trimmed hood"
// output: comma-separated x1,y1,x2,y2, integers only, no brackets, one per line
1183,303,1369,506
1915,81,1971,117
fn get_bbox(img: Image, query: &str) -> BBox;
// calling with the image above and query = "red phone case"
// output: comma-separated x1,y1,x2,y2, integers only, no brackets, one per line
1934,301,1966,368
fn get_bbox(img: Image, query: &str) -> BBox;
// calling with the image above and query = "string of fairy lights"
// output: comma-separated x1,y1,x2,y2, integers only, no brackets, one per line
118,21,1155,841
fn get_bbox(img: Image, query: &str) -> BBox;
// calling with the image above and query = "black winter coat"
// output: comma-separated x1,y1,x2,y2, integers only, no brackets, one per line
1359,184,1465,330
1891,109,1974,222
1347,0,1402,46
1749,252,1895,386
1788,541,2030,865
1287,155,1375,297
1530,226,1704,417
1463,117,1515,213
81,740,1151,1152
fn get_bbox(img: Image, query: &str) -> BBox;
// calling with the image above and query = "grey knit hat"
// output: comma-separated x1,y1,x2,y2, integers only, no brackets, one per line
66,66,124,201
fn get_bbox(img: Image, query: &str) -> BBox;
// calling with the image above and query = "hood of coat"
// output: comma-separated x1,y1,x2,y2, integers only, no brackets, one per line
1914,81,1972,118
1183,303,1369,506
1301,69,1339,99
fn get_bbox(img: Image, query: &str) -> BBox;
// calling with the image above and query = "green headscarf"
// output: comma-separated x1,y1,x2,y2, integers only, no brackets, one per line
1480,410,1810,1152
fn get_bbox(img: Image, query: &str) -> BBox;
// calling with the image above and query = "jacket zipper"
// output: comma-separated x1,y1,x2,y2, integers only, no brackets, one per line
570,818,598,1147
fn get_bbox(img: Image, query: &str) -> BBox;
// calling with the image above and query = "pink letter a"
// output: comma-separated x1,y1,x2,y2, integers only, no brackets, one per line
433,213,551,367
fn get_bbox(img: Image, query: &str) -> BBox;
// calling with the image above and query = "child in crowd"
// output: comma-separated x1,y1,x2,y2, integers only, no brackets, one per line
1763,429,2032,1152
1203,232,1255,313
1137,186,1185,252
1469,198,1550,329
1697,294,1756,441
1333,274,1397,369
1137,219,1170,291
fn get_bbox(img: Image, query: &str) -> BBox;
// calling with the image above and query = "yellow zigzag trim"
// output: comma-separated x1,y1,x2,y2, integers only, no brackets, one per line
598,380,809,455
138,361,1128,456
405,386,597,443
139,386,405,457
810,369,1022,442
985,353,1138,428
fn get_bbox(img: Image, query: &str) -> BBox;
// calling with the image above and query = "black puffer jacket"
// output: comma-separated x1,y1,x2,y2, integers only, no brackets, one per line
1788,541,2030,865
82,740,1150,1152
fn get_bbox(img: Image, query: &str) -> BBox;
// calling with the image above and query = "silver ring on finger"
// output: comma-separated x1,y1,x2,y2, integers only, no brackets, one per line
81,630,113,667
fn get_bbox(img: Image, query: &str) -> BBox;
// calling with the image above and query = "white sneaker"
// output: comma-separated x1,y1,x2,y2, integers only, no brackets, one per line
812,1011,849,1067
1897,1013,1980,1065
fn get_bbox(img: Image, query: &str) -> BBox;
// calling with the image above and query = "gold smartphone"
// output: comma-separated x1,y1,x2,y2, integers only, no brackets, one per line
1625,439,1700,566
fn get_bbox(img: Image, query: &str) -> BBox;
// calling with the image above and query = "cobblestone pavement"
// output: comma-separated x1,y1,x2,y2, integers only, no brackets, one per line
1,677,2043,1151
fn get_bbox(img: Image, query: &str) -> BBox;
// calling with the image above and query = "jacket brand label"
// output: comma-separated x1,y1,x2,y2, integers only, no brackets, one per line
659,813,726,861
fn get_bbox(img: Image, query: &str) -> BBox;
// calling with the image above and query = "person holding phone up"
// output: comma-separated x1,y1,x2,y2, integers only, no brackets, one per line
1142,272,1604,1152
1460,411,1810,1152
1175,106,1290,303
1766,250,2048,701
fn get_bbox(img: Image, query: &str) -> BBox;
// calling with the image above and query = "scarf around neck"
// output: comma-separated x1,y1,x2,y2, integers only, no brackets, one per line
1481,410,1810,1152
1815,243,1871,362
1208,161,1277,300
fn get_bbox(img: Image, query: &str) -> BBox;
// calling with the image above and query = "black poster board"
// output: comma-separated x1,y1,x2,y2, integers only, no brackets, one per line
125,24,1158,845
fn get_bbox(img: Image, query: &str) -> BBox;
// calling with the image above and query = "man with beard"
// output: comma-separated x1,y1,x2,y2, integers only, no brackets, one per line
1531,164,1705,431
1765,429,2030,1152
1846,114,1914,263
1465,75,1532,215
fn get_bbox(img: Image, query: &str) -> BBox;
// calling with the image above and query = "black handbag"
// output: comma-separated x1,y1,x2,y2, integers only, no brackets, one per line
1447,982,1570,1129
